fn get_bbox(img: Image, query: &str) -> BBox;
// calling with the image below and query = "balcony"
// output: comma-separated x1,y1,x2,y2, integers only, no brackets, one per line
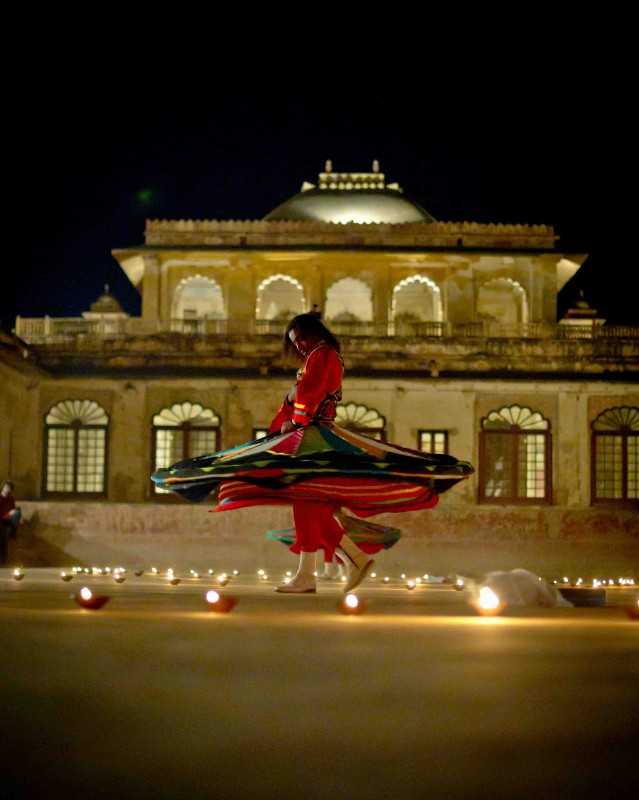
15,315,639,345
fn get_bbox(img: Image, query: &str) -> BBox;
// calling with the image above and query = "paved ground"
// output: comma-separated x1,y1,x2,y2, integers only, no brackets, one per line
2,567,638,799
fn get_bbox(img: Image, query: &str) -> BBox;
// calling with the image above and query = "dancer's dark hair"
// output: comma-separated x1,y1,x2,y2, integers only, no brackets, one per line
283,313,341,359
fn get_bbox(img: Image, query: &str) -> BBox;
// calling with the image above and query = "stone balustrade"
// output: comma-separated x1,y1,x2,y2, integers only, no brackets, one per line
15,315,639,345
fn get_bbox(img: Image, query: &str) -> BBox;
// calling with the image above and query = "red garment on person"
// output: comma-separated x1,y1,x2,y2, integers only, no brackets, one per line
267,343,344,554
0,494,15,519
268,343,343,433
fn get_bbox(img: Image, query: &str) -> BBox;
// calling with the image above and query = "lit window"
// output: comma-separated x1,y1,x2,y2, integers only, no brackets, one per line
418,430,448,454
592,406,639,506
336,403,386,441
44,400,109,496
152,403,221,495
480,404,550,504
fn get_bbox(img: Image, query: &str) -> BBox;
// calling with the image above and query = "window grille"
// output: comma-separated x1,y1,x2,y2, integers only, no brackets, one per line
592,406,639,505
479,404,551,504
44,400,109,496
152,402,221,495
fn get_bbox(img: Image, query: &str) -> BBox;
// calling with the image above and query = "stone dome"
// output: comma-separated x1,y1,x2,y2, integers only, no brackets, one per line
264,163,436,225
89,285,123,314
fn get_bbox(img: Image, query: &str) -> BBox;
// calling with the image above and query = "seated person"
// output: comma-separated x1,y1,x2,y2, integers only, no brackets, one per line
0,481,21,538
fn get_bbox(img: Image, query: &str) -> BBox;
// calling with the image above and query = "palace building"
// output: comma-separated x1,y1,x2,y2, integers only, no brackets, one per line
2,162,638,569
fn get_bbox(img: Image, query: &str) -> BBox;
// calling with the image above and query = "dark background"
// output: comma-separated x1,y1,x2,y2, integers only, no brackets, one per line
9,56,634,333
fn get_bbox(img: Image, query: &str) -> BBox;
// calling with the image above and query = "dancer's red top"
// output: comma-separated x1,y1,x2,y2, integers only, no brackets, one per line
269,343,343,433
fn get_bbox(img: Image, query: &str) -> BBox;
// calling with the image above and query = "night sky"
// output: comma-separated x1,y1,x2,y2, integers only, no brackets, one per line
12,75,634,332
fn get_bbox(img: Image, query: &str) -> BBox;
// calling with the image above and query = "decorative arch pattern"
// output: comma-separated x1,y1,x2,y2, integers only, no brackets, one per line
325,277,373,323
44,400,109,495
336,402,386,440
480,404,551,503
152,402,221,494
392,275,443,323
592,406,639,504
255,274,306,320
172,274,225,321
477,277,529,325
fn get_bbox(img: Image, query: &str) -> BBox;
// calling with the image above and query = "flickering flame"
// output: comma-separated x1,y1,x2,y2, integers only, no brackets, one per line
478,586,500,611
206,590,220,604
80,587,93,601
407,580,416,590
344,594,359,610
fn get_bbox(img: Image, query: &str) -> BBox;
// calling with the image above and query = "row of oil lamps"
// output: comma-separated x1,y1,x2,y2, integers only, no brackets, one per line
7,566,637,590
6,567,639,619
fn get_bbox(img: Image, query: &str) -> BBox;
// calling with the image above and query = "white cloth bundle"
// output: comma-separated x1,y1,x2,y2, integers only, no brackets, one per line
466,568,572,608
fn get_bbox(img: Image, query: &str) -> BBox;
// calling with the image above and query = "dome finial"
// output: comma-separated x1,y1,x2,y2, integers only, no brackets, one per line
372,159,380,173
104,283,110,294
325,159,333,174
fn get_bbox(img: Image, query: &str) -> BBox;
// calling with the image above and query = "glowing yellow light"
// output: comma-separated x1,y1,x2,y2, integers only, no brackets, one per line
478,586,500,611
151,567,158,574
286,571,293,577
192,572,200,579
232,570,239,576
80,587,93,601
345,594,359,609
340,575,347,582
423,574,430,580
400,573,407,580
563,577,569,583
406,580,416,590
313,571,318,577
167,568,174,577
383,576,390,583
105,567,111,574
415,577,422,585
456,578,465,587
217,573,229,586
283,577,291,585
208,569,214,575
206,590,220,604
370,572,377,579
257,569,265,576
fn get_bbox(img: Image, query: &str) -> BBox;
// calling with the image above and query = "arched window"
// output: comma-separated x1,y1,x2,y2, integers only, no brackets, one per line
480,404,551,504
477,278,529,325
256,275,306,320
592,406,639,505
325,277,373,324
172,275,225,325
392,275,443,326
336,403,386,441
152,402,221,495
44,400,109,496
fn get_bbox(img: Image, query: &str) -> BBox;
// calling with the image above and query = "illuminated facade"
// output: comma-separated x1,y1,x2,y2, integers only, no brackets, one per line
2,163,638,565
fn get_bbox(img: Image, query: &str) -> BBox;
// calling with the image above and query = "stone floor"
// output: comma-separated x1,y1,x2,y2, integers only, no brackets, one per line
2,567,638,799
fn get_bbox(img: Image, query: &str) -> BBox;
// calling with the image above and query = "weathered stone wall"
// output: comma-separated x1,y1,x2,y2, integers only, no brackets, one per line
10,500,639,578
4,372,638,509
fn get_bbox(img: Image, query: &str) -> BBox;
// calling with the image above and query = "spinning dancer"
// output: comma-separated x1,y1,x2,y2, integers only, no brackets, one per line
152,314,474,594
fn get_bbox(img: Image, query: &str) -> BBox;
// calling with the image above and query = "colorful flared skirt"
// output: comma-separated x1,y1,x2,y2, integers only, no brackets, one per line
266,510,402,555
151,421,474,518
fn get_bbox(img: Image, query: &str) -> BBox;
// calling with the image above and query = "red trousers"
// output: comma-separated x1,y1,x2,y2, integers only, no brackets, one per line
293,501,344,558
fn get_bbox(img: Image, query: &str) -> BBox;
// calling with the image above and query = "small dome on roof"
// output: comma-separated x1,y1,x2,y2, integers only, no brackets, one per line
89,285,123,314
264,162,435,224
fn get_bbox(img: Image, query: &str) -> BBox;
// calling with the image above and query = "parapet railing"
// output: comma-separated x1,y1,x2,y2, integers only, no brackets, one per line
14,316,639,344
